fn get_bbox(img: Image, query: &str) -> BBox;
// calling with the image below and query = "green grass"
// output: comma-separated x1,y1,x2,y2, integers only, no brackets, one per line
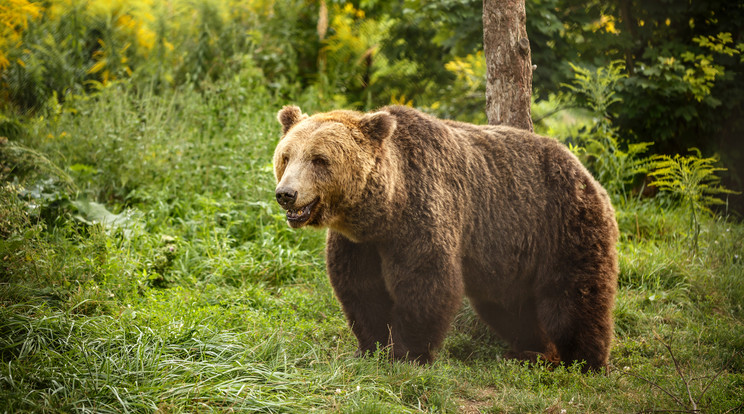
1,77,743,412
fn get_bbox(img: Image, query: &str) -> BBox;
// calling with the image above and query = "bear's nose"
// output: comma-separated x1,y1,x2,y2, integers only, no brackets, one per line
275,187,298,209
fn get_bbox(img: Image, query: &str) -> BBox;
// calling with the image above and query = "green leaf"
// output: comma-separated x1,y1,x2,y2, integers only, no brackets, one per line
70,199,133,235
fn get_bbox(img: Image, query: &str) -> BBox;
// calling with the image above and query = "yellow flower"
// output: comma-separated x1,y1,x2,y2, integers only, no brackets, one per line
117,14,137,30
592,15,619,34
0,0,42,70
390,93,413,107
604,20,618,34
136,26,156,51
89,58,107,74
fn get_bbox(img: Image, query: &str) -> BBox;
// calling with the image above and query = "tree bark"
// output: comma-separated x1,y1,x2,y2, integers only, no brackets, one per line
483,0,533,131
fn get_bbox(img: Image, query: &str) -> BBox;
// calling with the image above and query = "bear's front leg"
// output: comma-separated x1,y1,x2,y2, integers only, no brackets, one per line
380,245,464,363
326,231,393,356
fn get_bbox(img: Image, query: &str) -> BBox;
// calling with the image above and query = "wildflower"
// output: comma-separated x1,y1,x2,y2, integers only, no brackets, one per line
0,0,42,70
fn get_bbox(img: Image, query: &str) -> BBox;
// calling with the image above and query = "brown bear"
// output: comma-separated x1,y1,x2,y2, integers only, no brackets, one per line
272,105,618,370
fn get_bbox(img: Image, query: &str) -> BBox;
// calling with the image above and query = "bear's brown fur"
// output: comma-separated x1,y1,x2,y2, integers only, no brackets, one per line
273,105,618,370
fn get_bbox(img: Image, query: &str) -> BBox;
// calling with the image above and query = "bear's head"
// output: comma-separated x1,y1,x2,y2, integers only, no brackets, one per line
273,106,396,233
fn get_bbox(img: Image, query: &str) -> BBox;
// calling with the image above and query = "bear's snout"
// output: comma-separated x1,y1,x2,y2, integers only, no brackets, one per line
275,187,298,209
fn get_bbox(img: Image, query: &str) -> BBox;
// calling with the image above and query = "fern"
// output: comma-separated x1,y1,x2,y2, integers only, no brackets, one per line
582,132,653,204
563,60,626,120
649,148,739,252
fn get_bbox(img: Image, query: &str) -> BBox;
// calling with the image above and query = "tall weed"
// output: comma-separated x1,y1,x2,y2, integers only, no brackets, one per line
562,61,653,205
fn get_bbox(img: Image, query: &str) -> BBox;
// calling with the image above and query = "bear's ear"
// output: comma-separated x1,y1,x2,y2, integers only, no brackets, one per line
358,111,396,144
277,105,307,135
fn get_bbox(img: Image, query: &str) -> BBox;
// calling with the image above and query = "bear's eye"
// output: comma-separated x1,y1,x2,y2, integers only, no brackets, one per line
311,156,330,168
282,155,289,165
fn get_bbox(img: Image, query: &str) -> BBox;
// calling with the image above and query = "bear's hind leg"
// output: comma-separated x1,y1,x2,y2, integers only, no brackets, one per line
470,299,555,362
537,278,614,372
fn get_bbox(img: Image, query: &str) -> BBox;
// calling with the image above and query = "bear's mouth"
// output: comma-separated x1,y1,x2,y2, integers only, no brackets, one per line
286,197,319,226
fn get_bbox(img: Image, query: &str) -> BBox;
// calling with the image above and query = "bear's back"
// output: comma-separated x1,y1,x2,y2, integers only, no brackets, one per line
379,106,615,284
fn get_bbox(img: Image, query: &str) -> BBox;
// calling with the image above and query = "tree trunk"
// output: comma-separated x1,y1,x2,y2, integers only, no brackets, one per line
482,0,533,131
